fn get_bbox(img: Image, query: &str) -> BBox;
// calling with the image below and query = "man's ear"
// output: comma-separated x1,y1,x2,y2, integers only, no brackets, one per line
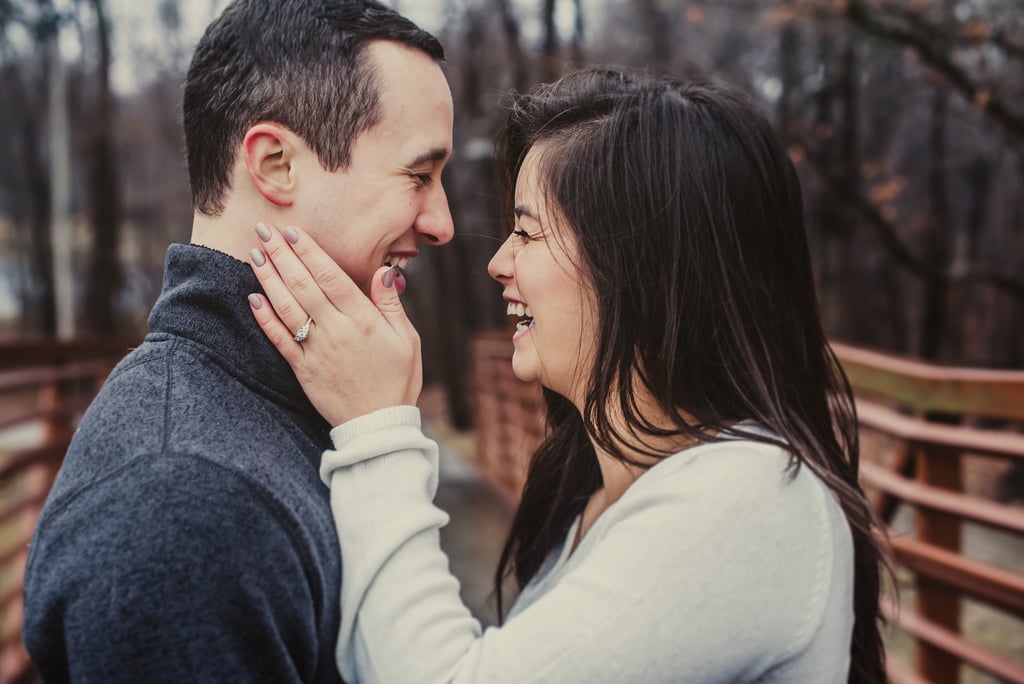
243,123,297,207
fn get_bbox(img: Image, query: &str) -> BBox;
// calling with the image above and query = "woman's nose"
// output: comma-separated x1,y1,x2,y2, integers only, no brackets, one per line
487,235,514,282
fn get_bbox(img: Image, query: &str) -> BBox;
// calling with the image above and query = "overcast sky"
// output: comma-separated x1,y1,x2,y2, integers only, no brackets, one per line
104,1,426,92
104,0,578,93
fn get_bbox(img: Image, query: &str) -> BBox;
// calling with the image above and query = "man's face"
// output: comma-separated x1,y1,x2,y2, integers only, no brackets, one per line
297,41,454,293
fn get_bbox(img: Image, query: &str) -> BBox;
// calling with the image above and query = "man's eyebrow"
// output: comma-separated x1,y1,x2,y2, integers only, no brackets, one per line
404,148,450,168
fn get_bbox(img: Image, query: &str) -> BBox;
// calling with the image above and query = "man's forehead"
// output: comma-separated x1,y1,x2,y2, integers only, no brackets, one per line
356,41,453,168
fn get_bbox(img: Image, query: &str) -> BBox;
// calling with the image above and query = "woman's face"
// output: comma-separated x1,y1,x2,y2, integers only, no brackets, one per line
487,144,598,404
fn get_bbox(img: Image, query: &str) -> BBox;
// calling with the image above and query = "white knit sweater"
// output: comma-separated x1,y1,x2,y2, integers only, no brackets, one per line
321,406,854,684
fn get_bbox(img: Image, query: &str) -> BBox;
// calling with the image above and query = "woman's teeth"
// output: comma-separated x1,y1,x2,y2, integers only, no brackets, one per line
384,255,410,269
506,302,533,317
507,302,534,333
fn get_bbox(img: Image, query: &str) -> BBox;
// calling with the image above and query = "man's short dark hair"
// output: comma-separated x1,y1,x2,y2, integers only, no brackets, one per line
184,0,445,215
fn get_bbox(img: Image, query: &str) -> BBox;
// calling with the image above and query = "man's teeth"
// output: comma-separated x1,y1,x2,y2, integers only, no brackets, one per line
384,255,410,269
506,302,533,318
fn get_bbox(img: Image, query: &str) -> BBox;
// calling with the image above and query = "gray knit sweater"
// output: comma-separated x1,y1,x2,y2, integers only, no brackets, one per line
23,244,344,683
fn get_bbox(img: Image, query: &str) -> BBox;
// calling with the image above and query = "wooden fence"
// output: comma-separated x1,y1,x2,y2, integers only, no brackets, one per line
0,339,133,684
471,334,1024,683
2,335,1021,682
832,342,1024,684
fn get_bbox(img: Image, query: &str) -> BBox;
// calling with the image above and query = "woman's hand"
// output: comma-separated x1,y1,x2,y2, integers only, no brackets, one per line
247,222,422,426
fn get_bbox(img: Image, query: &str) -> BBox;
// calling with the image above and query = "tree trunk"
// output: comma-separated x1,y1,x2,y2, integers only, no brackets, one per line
639,0,672,67
813,29,841,335
83,0,123,336
777,20,800,137
948,156,992,360
570,0,584,67
919,88,951,361
47,14,75,339
22,116,57,335
541,0,559,82
460,9,484,119
493,0,530,92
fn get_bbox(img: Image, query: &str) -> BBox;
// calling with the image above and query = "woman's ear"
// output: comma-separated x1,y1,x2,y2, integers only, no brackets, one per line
243,123,297,207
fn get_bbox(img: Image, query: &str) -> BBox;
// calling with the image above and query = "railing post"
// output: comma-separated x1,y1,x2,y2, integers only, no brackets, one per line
36,373,75,494
40,372,83,446
1,379,65,678
914,440,963,683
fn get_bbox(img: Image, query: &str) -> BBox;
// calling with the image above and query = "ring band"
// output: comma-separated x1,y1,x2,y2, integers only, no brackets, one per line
294,316,313,343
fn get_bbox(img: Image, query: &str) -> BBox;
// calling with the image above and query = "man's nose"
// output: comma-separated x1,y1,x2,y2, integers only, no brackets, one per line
415,184,454,245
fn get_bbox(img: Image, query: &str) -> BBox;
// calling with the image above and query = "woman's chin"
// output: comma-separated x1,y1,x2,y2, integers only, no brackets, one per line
510,356,536,384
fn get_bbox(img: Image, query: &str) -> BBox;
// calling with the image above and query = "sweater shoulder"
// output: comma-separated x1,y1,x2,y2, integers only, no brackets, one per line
58,335,326,495
592,440,854,671
620,438,839,519
36,336,339,605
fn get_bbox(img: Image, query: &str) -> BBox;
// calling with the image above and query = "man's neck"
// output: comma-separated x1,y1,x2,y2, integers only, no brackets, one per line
190,202,267,264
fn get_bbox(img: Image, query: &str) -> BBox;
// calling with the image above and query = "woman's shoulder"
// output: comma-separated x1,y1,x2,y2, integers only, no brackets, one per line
606,430,851,559
562,432,855,677
629,431,819,502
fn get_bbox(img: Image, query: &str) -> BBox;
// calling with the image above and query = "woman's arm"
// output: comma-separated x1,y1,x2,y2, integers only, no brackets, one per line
322,414,847,684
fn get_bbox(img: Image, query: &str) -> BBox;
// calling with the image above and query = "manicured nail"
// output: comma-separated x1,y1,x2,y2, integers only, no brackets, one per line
247,294,262,310
255,223,272,242
250,248,266,266
284,226,299,244
382,266,395,289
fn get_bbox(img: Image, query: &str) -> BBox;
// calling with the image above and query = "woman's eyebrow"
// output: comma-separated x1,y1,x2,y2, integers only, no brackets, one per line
514,204,540,222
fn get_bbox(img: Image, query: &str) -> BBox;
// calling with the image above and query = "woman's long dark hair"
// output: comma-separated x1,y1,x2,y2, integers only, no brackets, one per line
492,69,888,683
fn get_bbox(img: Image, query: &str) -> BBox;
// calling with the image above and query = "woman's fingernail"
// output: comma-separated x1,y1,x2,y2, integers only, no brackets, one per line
255,223,272,242
382,267,395,289
250,248,266,266
248,294,262,310
284,226,299,244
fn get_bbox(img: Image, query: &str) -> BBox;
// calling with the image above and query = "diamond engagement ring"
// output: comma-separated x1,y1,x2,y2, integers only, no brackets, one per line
294,316,313,343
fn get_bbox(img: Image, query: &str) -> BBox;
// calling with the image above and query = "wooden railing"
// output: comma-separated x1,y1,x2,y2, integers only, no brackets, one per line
4,335,1022,681
832,342,1024,684
0,339,133,683
470,334,1024,682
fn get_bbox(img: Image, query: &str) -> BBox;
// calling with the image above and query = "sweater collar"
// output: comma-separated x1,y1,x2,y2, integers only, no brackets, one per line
148,243,329,436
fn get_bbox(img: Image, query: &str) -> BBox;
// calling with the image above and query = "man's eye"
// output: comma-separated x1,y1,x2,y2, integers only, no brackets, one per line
415,173,433,186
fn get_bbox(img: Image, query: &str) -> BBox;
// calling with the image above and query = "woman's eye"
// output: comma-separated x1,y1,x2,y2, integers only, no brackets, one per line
512,228,532,242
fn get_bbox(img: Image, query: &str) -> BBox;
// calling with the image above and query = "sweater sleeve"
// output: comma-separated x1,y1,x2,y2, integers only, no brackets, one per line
323,411,849,684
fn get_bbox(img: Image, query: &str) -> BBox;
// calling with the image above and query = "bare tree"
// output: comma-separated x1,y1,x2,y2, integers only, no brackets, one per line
80,0,123,335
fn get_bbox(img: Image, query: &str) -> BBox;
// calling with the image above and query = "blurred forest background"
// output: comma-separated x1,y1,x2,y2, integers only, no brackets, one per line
0,0,1021,429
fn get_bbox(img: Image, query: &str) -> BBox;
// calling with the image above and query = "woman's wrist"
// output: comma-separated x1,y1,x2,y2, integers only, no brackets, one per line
321,406,438,490
329,405,423,446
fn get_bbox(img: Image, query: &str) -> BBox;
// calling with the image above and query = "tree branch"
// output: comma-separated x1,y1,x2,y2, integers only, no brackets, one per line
991,30,1024,61
844,0,1024,141
885,4,1024,62
796,138,1024,301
